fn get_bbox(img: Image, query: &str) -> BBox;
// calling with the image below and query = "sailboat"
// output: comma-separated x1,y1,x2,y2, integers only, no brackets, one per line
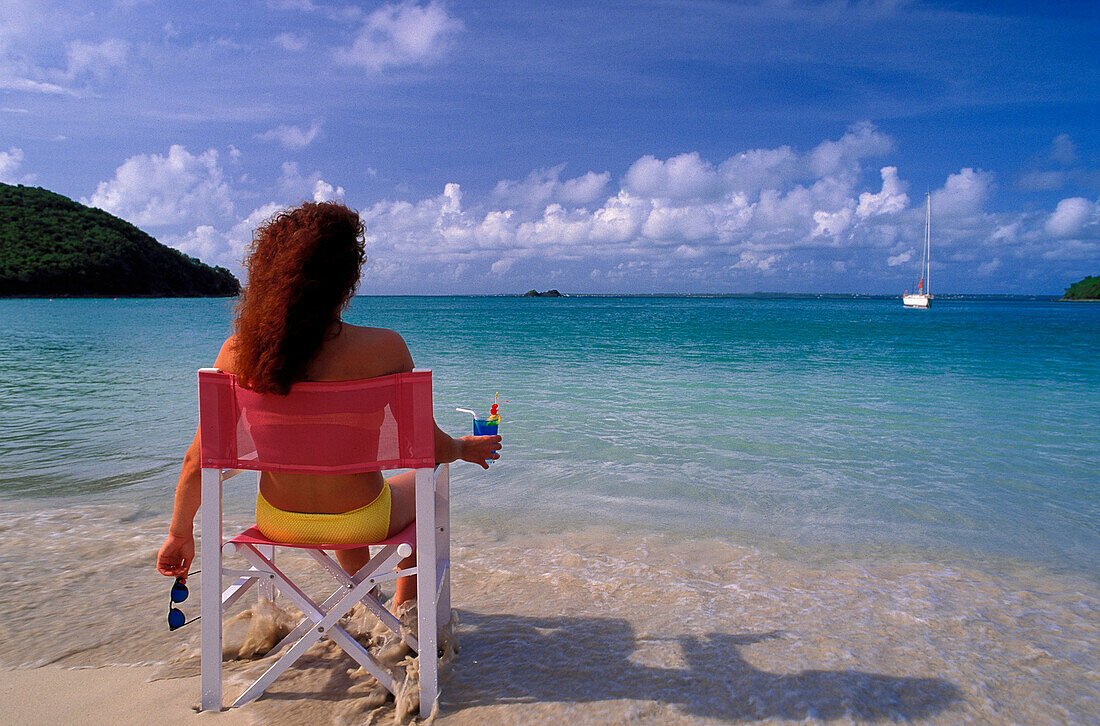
903,193,933,308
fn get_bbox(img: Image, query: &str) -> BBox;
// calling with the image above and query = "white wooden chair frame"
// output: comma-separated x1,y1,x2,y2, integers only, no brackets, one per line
196,368,452,719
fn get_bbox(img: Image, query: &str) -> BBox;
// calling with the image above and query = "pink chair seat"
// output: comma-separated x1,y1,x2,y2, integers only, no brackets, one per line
229,522,417,551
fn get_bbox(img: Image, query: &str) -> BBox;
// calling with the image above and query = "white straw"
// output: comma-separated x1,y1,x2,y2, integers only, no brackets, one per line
455,408,478,418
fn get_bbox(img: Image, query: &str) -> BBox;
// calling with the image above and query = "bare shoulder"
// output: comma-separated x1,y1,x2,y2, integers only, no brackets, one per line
213,335,239,372
336,325,414,377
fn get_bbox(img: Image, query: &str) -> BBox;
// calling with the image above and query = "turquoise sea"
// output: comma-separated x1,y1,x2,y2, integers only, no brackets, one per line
2,296,1099,724
2,296,1097,576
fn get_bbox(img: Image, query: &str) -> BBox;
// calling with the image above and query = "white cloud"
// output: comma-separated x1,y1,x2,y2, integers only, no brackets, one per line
1050,134,1077,166
1018,170,1065,191
85,145,234,227
643,203,716,241
172,224,220,261
931,168,992,218
1045,197,1096,239
733,251,779,272
808,121,893,181
273,32,307,51
991,222,1019,243
257,120,322,150
717,146,799,195
812,207,853,238
624,152,723,200
559,171,611,207
312,178,345,202
0,77,77,95
278,161,344,201
267,0,316,10
335,1,463,71
492,165,609,211
171,202,282,270
591,191,650,244
856,166,909,218
977,258,1002,275
352,126,910,288
0,146,25,183
123,122,1094,293
66,39,128,80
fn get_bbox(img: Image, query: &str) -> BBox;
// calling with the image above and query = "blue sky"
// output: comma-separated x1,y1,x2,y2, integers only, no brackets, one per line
1,0,1097,294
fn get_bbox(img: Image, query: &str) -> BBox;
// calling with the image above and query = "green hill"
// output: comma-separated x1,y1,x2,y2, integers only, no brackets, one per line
1062,275,1100,301
0,183,239,297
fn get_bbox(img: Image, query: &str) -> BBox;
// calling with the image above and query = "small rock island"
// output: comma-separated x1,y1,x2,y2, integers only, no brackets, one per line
1061,275,1099,301
0,182,239,297
523,289,563,297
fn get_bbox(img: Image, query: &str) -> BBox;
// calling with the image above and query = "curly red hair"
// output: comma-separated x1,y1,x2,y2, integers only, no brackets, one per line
233,201,365,394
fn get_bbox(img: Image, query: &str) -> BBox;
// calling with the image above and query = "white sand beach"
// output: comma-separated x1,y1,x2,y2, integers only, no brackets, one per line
1,502,1097,725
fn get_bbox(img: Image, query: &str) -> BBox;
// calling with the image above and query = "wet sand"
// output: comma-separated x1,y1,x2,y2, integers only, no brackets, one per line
1,666,251,726
1,502,1097,724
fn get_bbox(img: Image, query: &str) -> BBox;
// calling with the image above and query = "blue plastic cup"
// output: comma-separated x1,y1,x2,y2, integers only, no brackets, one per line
473,419,499,464
473,418,499,437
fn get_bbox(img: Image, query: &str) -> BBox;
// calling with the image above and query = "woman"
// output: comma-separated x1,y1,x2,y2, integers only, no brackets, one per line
155,201,501,608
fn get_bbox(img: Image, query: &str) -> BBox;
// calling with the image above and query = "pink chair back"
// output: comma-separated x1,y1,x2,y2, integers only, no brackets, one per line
198,369,435,474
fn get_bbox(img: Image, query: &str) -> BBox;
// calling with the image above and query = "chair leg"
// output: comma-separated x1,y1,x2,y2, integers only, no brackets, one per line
436,463,451,626
200,468,223,711
415,468,439,719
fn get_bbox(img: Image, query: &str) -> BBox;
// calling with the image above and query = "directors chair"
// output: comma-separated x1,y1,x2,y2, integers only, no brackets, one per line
196,368,451,719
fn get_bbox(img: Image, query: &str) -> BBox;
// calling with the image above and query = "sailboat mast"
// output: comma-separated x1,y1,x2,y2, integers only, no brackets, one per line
925,193,931,295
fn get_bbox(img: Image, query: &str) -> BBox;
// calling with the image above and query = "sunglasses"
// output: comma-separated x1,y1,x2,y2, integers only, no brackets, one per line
168,572,200,631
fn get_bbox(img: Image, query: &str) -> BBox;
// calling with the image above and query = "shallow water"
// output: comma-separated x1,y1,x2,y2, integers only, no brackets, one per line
1,296,1098,722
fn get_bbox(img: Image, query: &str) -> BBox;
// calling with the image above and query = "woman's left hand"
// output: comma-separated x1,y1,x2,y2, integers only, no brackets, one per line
457,434,502,469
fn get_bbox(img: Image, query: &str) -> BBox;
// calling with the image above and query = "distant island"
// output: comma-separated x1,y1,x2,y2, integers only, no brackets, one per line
523,289,563,297
1062,275,1099,301
0,183,239,297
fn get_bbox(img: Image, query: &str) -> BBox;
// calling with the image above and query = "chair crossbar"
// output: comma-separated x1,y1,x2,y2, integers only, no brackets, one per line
231,544,404,705
267,585,354,658
305,549,419,651
221,577,256,613
221,567,272,579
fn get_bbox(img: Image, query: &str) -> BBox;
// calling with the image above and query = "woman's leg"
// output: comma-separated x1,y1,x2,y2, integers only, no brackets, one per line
334,546,372,578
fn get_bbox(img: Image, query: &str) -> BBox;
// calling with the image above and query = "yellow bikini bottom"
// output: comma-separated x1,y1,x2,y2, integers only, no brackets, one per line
255,481,391,545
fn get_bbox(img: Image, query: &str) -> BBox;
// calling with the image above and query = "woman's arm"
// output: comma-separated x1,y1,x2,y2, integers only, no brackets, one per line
156,431,200,577
156,338,236,579
385,330,501,468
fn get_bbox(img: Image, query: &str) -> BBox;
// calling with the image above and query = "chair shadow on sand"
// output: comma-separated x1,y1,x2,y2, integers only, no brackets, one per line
442,610,962,721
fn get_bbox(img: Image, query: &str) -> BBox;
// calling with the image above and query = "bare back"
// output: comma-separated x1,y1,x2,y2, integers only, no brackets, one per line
215,323,415,514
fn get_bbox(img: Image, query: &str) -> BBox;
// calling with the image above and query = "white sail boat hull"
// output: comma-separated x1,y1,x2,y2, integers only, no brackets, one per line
903,293,931,308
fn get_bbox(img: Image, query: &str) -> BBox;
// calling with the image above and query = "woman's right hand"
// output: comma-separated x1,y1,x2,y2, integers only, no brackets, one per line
457,435,502,469
157,532,195,579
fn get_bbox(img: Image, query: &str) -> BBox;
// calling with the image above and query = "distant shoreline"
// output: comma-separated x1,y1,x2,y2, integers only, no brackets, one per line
0,293,238,299
356,293,1064,302
0,293,1069,302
